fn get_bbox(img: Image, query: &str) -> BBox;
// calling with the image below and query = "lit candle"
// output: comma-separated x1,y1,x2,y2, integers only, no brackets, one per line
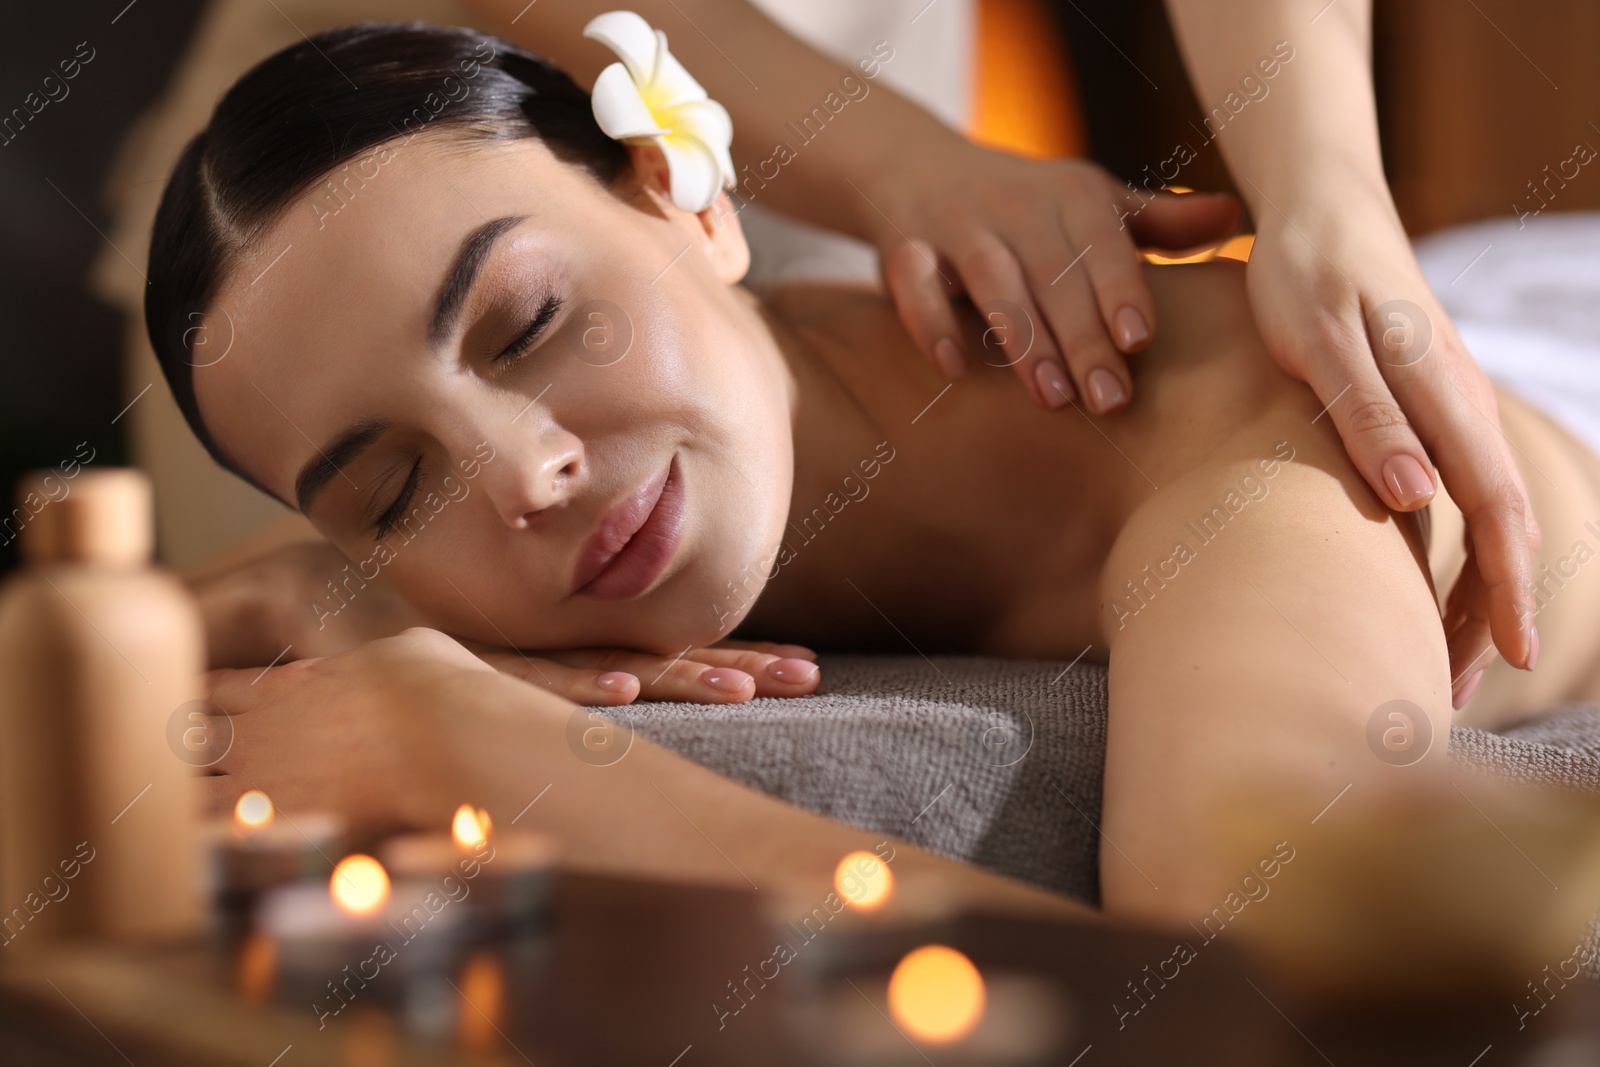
256,855,395,979
380,805,491,881
330,854,390,915
889,945,986,1043
788,944,1069,1065
378,805,559,936
835,850,895,912
470,828,560,935
257,851,472,1004
203,790,342,908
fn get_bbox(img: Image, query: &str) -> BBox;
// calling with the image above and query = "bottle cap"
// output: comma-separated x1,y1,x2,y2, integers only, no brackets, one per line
16,468,153,567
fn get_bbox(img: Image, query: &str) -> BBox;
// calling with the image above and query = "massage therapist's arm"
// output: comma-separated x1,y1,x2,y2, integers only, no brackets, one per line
462,0,1240,414
203,628,1090,922
1164,0,1539,678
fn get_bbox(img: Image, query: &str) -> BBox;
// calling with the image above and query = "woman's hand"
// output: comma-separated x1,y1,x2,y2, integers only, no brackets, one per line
872,139,1241,414
191,540,823,705
1245,192,1539,681
458,638,821,705
200,628,503,822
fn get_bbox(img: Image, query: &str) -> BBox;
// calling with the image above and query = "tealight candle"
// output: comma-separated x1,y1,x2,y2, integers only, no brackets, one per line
790,951,1069,1066
379,805,490,881
470,829,560,934
258,853,471,1009
377,805,559,935
203,791,343,907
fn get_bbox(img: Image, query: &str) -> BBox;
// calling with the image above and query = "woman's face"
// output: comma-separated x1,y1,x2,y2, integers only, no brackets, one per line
196,135,795,653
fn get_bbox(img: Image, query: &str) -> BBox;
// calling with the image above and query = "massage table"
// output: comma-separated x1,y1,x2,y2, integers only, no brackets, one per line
622,653,1600,980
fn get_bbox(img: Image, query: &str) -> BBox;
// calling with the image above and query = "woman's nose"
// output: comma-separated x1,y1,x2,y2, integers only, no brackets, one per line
476,426,585,530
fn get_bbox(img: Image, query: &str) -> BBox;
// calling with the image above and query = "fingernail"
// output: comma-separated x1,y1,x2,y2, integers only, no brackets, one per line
1087,367,1128,413
768,643,816,661
595,671,635,693
700,667,753,693
1034,360,1073,408
766,657,818,684
1526,625,1540,671
1381,454,1435,508
1453,669,1485,710
1115,306,1150,350
933,338,966,379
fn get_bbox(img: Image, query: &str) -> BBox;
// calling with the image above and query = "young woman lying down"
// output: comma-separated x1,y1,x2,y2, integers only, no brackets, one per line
148,23,1600,927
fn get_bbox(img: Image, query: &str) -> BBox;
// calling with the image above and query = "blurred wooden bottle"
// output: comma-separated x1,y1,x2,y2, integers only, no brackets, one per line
0,468,202,945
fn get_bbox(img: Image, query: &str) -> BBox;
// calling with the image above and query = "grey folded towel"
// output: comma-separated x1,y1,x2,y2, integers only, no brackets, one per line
617,653,1600,977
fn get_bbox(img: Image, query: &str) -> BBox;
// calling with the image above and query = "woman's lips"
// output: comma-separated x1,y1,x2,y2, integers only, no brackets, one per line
570,455,686,600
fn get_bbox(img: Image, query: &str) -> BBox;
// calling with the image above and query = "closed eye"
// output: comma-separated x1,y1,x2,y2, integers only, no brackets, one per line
373,459,422,541
494,294,563,365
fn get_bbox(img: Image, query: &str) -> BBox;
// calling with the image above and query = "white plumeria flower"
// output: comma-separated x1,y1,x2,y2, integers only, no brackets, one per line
584,10,735,213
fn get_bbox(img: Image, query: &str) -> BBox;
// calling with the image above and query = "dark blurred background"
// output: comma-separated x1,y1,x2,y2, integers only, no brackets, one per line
2,0,1596,574
0,1,205,572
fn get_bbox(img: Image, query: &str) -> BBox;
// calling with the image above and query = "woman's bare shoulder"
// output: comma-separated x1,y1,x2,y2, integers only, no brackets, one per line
1097,402,1433,651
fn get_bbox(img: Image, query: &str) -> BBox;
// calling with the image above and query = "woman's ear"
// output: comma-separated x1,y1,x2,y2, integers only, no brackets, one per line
624,142,749,286
696,190,751,285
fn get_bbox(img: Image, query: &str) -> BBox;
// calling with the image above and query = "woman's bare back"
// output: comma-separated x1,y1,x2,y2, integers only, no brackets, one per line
748,259,1600,733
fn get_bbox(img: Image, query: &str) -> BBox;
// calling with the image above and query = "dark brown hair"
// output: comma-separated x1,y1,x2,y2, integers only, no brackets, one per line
145,21,629,492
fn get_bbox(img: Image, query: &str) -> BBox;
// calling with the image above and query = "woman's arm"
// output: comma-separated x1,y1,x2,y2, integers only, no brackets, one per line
184,526,822,704
203,628,1091,922
462,0,1241,413
1163,0,1538,680
1097,416,1452,922
1098,423,1600,987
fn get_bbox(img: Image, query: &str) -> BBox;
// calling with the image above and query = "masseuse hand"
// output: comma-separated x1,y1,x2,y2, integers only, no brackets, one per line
1246,193,1539,684
874,137,1241,413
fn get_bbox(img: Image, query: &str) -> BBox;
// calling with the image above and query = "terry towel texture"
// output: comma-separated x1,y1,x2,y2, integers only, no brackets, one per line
619,653,1600,975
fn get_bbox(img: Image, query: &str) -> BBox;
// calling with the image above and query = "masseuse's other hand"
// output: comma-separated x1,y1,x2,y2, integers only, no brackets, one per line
1245,196,1539,684
873,138,1240,413
457,638,821,705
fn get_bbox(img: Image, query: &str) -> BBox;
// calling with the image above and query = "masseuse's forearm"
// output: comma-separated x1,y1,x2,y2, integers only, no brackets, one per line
448,669,1093,923
1165,0,1391,218
462,0,961,240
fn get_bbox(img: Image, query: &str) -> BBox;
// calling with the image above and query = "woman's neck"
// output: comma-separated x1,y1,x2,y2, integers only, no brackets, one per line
730,282,1121,653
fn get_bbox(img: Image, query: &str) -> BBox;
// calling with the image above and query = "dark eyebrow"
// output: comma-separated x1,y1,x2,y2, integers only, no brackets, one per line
429,214,528,346
293,216,526,515
294,417,391,515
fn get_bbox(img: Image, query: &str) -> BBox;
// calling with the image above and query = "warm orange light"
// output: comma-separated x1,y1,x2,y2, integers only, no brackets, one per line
236,931,277,1005
330,854,390,915
233,790,274,832
888,945,986,1043
834,851,894,910
1216,233,1255,262
452,805,490,849
1143,245,1222,266
456,952,506,1053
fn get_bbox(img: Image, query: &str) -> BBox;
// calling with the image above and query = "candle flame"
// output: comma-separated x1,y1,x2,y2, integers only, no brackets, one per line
451,804,491,849
834,850,894,910
233,790,274,832
888,945,986,1044
330,854,390,916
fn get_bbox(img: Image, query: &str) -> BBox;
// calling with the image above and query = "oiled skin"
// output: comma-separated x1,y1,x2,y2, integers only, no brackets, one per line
740,259,1600,920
